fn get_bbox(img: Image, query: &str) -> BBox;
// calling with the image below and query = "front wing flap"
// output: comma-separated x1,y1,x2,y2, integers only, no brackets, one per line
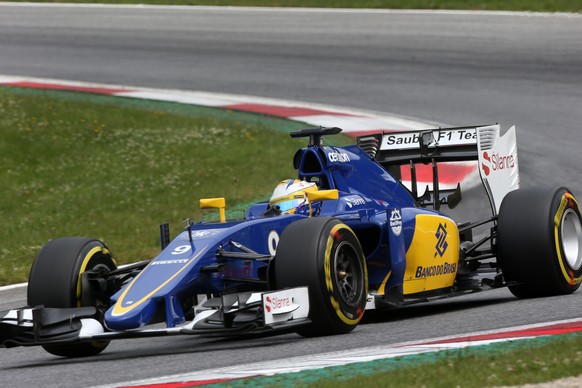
0,287,310,348
0,306,99,348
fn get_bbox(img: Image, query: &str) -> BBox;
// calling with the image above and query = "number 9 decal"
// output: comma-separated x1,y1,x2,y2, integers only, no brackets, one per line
171,245,191,255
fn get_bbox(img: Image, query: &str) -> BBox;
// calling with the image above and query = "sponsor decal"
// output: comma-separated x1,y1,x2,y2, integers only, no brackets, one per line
434,223,448,258
385,133,421,147
481,151,516,177
328,151,351,163
151,259,189,265
435,129,477,143
415,262,457,278
390,209,403,236
262,287,308,325
264,295,291,313
381,129,477,150
345,195,366,208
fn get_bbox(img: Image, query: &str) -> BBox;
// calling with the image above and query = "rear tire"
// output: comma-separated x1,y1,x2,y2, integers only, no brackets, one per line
274,217,367,336
28,237,117,357
497,187,582,297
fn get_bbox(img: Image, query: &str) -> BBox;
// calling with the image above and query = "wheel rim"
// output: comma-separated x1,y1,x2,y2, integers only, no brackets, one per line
333,241,363,306
560,208,582,270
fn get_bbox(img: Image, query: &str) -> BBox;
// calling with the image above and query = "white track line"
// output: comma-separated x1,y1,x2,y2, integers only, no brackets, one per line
0,3,580,18
0,283,27,292
0,74,437,130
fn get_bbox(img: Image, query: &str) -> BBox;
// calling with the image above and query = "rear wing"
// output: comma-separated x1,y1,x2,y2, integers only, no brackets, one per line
356,124,519,214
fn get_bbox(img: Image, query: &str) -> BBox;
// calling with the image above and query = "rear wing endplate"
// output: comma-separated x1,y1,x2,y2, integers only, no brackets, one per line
357,124,519,214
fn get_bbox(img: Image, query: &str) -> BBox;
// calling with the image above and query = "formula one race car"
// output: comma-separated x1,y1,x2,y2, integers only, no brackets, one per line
2,125,582,357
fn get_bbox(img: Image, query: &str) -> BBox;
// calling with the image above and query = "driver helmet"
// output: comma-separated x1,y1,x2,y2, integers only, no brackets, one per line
268,179,317,214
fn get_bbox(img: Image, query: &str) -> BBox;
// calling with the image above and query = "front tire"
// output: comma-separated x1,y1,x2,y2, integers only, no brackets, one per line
497,187,582,297
274,217,367,336
28,237,117,357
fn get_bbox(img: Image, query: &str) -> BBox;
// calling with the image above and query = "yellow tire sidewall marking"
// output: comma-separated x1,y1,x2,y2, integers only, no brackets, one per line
76,246,111,307
75,244,113,348
324,223,367,326
554,193,582,286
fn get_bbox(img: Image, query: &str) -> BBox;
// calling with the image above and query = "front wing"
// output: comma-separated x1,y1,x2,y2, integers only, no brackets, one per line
0,287,310,348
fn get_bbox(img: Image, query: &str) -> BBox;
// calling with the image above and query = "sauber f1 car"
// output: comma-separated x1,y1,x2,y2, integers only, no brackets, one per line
2,125,582,357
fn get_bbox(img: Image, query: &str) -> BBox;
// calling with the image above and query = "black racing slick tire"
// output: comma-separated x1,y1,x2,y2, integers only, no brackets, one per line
28,237,117,357
274,217,368,336
497,187,582,298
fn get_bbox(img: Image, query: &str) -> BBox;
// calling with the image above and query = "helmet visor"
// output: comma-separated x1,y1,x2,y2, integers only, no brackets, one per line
270,193,307,213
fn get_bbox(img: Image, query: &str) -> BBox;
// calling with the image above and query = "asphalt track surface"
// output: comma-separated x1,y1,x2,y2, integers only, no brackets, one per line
1,5,582,387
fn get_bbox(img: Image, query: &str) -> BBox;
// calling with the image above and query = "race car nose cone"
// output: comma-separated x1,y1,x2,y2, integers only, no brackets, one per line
104,298,158,331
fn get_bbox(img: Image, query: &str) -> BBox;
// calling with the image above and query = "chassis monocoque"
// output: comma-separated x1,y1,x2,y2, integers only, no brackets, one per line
2,125,582,357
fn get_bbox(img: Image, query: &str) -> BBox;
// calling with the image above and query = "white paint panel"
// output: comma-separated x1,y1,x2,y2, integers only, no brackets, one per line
477,125,520,214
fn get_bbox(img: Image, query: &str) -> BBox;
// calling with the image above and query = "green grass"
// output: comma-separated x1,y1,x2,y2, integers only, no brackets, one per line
0,86,353,285
221,333,582,387
4,0,582,12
